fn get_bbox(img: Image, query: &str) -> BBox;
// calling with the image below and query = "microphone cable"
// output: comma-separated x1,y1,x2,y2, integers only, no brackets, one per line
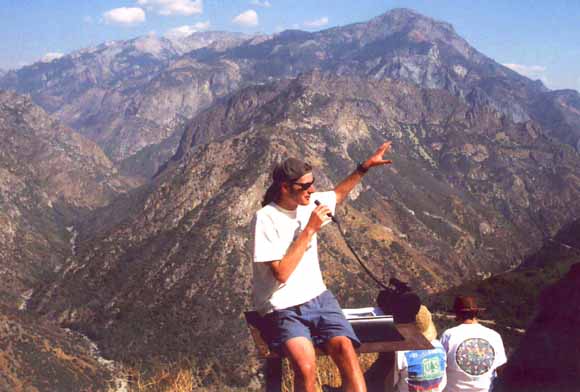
315,200,389,290
334,218,390,291
315,200,422,322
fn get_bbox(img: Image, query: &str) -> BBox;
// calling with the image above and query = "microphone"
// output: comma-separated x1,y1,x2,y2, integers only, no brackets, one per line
314,200,338,223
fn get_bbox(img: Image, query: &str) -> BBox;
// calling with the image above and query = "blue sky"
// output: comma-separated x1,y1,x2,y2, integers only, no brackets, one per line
1,0,579,91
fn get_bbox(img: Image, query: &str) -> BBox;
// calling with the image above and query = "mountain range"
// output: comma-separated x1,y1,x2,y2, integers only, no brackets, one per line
1,8,580,391
28,71,580,388
2,9,579,180
0,31,254,179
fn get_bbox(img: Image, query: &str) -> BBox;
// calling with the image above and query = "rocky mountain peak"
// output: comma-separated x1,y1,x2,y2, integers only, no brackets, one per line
126,35,177,59
372,8,456,34
333,7,468,54
164,30,255,54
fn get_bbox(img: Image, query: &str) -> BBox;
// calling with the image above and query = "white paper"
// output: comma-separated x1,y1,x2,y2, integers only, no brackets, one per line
342,307,385,319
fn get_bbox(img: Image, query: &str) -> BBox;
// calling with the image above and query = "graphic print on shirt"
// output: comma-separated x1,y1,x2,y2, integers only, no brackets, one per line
455,338,495,375
404,349,445,391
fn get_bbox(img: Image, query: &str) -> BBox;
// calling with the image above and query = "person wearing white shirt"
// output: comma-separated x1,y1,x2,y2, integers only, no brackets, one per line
440,296,507,392
252,142,393,392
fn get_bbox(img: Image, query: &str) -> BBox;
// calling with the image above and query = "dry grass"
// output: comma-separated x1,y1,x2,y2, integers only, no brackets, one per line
108,359,201,392
129,367,195,392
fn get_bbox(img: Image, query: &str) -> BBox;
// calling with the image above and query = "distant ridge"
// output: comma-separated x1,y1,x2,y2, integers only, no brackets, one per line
1,8,579,179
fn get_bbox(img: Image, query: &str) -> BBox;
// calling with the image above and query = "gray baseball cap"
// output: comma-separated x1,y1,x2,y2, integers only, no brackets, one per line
272,158,312,183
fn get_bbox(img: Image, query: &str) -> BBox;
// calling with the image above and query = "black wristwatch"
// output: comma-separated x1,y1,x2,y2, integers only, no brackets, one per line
356,162,369,174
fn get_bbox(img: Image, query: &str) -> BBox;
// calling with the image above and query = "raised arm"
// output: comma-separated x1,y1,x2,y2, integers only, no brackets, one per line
334,141,393,204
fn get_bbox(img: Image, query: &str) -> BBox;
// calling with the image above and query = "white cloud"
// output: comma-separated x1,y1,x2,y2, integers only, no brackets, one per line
250,0,271,7
165,21,211,38
40,52,65,63
103,7,146,25
136,0,202,16
303,17,329,28
504,63,547,79
504,63,550,86
233,9,258,27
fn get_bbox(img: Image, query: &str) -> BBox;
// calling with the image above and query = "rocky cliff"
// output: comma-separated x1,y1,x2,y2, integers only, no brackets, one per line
29,73,580,389
0,90,136,307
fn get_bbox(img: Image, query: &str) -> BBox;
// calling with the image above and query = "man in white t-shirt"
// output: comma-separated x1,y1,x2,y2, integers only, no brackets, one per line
253,142,393,392
440,296,507,392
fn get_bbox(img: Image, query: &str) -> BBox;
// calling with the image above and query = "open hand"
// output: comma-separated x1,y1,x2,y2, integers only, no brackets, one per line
362,141,393,169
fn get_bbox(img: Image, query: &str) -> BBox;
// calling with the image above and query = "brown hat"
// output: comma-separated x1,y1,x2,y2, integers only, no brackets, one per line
416,305,437,342
272,158,312,183
452,296,486,313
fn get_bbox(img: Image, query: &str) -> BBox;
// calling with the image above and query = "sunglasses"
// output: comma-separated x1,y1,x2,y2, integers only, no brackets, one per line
291,178,315,191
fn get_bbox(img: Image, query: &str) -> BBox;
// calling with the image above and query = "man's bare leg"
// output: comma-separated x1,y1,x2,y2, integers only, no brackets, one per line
283,336,317,392
325,336,367,392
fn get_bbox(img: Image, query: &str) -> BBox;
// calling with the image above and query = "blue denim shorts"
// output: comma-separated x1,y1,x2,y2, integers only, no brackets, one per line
262,290,361,354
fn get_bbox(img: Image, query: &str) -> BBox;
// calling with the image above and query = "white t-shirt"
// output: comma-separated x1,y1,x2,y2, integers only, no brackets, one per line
252,191,336,315
440,323,507,392
393,340,447,392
